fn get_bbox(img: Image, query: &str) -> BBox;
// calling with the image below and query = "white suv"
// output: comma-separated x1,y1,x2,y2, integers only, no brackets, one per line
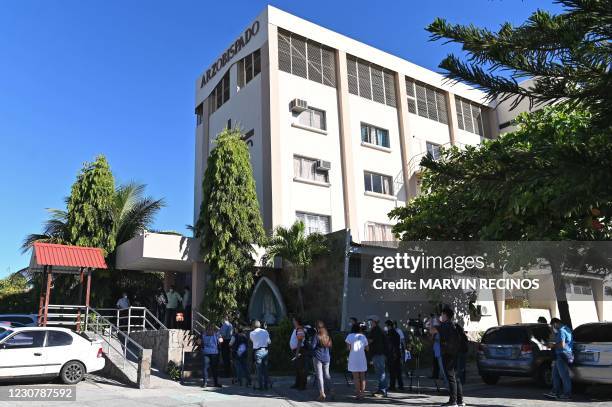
0,327,105,384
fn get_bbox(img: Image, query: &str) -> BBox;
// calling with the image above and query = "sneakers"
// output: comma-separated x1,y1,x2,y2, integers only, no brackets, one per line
543,392,559,399
558,395,572,401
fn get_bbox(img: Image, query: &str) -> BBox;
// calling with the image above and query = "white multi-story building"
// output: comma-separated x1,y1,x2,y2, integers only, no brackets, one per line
193,5,498,246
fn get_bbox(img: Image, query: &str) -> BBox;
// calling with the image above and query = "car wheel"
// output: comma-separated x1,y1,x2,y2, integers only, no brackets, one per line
60,361,85,384
537,364,552,387
481,374,499,385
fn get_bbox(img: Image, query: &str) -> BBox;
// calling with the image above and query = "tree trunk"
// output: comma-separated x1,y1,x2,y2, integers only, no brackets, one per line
297,287,305,317
549,257,573,328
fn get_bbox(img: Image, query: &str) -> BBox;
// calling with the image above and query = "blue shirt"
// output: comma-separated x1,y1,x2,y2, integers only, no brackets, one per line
433,333,441,358
219,321,233,339
554,325,573,357
202,333,220,355
310,334,331,363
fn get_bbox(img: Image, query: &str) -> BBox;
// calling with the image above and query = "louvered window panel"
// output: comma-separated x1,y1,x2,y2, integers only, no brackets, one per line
278,30,292,73
405,78,417,114
371,66,385,104
347,56,359,95
462,99,474,133
426,87,438,122
307,42,322,84
384,71,396,107
415,83,428,118
472,104,482,135
455,97,465,130
436,91,448,124
357,60,372,99
321,47,336,87
291,36,307,79
481,110,490,138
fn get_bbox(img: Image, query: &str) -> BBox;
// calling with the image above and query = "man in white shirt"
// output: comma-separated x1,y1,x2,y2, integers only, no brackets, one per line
249,320,271,390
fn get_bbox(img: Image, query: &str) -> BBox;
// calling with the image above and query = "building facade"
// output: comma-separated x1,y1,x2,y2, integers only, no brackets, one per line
116,6,610,330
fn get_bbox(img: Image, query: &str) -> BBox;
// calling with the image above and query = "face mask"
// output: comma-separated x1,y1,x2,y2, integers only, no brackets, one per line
383,327,388,332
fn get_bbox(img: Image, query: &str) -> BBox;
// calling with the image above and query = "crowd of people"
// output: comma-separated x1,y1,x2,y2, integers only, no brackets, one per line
114,293,576,404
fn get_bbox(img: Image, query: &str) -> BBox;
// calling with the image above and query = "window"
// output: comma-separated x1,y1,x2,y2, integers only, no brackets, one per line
426,142,442,160
348,257,362,278
278,29,336,87
364,171,393,195
455,96,491,138
294,107,326,131
3,331,46,349
347,55,396,107
405,77,448,124
46,331,73,347
482,327,528,345
574,323,612,342
1,316,36,325
605,286,612,296
296,212,330,235
237,49,261,88
361,123,389,148
208,71,230,114
366,222,395,242
195,103,203,126
293,156,329,183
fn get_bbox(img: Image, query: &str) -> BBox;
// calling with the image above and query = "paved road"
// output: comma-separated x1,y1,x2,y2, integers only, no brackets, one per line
1,372,611,407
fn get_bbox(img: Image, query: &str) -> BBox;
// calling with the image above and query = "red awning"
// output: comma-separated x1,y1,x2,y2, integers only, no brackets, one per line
32,242,107,269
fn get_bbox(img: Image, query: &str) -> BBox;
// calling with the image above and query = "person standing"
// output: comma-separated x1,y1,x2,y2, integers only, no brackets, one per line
165,286,182,329
545,318,573,401
219,315,233,378
182,287,191,330
231,326,251,387
310,320,334,401
438,306,464,407
116,292,130,310
155,287,167,324
249,320,271,390
346,323,368,399
385,320,403,391
289,317,307,390
201,324,222,388
367,315,388,397
455,321,469,385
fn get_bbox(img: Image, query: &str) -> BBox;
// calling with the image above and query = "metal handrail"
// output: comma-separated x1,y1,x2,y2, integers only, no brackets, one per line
192,310,210,336
86,307,144,372
94,307,167,333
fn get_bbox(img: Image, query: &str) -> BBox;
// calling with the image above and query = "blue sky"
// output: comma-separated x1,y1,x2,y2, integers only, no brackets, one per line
0,0,561,277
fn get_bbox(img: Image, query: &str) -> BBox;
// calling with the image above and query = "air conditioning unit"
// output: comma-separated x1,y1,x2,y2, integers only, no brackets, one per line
316,160,331,171
289,98,308,112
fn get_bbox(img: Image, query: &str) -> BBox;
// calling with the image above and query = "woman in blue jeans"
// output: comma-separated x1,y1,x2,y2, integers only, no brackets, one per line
201,325,222,388
310,320,334,401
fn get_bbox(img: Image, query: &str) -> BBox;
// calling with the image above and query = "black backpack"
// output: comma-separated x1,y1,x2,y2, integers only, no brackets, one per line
456,323,469,353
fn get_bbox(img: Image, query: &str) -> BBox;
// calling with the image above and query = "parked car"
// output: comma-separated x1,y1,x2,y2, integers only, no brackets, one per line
572,322,612,389
0,321,26,328
0,327,105,384
477,323,554,385
0,314,39,327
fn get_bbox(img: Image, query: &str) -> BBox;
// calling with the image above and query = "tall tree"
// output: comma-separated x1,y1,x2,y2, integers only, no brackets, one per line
263,221,328,316
66,155,116,255
195,128,265,322
427,0,612,127
390,105,612,326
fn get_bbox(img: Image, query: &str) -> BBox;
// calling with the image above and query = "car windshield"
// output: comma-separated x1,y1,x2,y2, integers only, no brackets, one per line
483,327,529,344
0,328,13,341
574,324,612,343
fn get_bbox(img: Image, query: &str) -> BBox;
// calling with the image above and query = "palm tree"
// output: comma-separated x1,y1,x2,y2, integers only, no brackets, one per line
263,221,328,316
22,182,164,261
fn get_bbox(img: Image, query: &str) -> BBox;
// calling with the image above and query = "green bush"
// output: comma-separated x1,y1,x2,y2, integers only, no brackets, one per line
267,319,294,374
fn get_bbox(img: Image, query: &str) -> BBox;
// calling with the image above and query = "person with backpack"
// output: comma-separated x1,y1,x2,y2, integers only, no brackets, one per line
231,326,251,387
455,320,469,385
289,317,307,390
438,306,464,407
310,320,334,401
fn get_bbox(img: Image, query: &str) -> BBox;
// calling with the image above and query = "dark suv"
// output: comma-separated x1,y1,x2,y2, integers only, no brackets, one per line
477,323,554,385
